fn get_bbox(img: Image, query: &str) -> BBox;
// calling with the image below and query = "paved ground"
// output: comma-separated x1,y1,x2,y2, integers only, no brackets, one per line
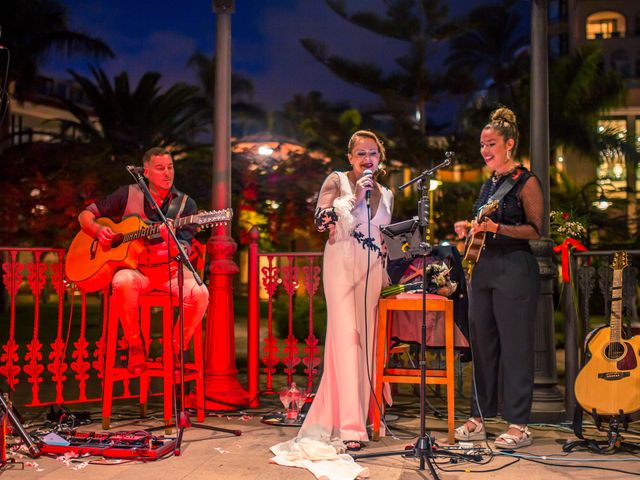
2,390,639,480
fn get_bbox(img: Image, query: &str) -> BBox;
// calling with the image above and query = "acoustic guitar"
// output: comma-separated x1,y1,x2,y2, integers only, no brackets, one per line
65,209,232,292
574,251,640,416
462,200,499,270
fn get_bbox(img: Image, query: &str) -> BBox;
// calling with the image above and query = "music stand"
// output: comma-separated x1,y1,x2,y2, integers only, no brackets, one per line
126,167,241,455
380,217,420,262
351,153,454,479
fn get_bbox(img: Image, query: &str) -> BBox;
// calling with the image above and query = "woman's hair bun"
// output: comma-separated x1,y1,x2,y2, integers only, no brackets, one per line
490,107,516,125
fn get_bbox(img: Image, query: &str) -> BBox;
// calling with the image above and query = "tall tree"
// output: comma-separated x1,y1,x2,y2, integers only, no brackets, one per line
445,0,529,106
301,0,455,168
448,2,625,166
281,91,362,169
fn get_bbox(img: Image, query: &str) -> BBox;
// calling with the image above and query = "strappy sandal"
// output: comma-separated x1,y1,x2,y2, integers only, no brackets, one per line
454,417,486,441
494,424,532,449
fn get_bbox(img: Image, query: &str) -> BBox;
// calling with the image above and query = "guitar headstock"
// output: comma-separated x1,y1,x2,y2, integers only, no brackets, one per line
477,200,499,220
194,208,233,228
611,251,628,271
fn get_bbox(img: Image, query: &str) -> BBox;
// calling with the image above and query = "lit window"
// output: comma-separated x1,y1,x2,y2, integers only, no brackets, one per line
596,119,626,187
586,11,626,40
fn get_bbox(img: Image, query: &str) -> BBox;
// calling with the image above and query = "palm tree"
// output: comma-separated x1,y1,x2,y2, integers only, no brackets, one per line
60,67,204,152
57,67,205,192
1,0,114,95
547,45,626,157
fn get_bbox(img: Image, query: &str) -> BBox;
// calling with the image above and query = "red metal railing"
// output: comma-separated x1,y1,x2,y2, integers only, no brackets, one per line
2,238,327,409
1,247,129,406
1,247,95,405
246,227,324,407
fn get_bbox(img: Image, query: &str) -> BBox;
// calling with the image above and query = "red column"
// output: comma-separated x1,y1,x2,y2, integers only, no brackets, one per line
203,232,249,410
203,0,249,410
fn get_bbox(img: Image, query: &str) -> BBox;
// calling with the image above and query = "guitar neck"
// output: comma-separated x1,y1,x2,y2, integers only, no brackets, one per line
122,216,193,244
610,268,623,344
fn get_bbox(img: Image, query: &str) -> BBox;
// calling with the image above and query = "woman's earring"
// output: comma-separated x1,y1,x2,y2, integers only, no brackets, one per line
507,150,512,159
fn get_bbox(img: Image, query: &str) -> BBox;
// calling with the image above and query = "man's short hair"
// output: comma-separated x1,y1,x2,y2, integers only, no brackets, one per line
143,147,171,165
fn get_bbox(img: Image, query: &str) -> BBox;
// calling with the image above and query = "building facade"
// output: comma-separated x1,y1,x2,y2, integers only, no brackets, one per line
550,0,640,232
2,76,92,150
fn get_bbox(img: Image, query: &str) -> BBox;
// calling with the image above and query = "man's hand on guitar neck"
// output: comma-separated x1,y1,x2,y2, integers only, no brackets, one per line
470,218,500,236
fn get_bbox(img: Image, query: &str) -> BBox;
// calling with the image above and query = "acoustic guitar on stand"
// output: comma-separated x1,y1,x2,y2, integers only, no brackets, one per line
65,209,232,293
574,251,640,417
462,200,499,271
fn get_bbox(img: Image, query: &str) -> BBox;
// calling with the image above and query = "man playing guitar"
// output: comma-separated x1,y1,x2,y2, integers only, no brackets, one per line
77,147,209,375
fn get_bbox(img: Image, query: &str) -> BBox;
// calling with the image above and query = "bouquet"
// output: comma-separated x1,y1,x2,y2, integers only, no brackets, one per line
550,210,586,242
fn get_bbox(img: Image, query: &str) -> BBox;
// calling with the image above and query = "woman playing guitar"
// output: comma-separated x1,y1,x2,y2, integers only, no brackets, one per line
452,107,544,449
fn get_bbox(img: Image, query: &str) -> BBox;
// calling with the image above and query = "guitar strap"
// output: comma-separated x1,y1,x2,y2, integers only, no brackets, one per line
166,191,189,219
487,171,520,205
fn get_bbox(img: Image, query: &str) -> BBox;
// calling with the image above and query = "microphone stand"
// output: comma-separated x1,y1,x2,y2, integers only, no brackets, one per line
351,153,454,478
126,168,241,456
0,390,40,460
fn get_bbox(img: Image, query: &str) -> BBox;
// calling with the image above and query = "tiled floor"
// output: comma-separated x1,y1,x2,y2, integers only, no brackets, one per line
2,389,639,480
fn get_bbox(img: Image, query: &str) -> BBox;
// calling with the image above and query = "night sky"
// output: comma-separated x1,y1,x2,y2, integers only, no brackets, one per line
43,0,530,115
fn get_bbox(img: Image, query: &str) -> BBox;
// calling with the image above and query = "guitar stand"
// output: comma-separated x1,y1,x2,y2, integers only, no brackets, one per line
563,409,640,455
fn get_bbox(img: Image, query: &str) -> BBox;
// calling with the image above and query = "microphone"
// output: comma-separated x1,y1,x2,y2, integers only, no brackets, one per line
444,151,455,165
362,169,373,208
126,165,144,175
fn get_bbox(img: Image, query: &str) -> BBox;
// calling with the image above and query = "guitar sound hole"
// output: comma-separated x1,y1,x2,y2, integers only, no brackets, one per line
110,234,124,248
604,342,626,361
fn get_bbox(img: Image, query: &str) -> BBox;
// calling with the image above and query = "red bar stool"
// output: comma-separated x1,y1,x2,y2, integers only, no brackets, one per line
372,293,455,444
101,241,206,432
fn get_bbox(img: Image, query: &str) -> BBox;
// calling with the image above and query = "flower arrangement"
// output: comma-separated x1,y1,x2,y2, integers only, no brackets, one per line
381,261,457,297
425,262,455,290
550,210,586,242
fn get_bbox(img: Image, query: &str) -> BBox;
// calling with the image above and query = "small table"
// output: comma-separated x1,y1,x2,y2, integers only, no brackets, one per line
372,293,455,444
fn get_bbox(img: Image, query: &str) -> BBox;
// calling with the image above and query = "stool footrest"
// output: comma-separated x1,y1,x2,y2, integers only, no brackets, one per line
384,367,447,377
373,296,456,445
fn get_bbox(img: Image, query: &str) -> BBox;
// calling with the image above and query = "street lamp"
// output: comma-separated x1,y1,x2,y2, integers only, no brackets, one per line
257,145,274,156
592,191,613,210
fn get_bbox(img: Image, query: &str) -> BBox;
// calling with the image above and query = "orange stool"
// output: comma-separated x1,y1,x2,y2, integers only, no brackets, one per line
101,290,205,432
102,242,206,432
372,293,455,444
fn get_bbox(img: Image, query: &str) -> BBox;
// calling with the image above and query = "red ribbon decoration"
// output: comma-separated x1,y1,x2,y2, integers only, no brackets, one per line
553,237,588,283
